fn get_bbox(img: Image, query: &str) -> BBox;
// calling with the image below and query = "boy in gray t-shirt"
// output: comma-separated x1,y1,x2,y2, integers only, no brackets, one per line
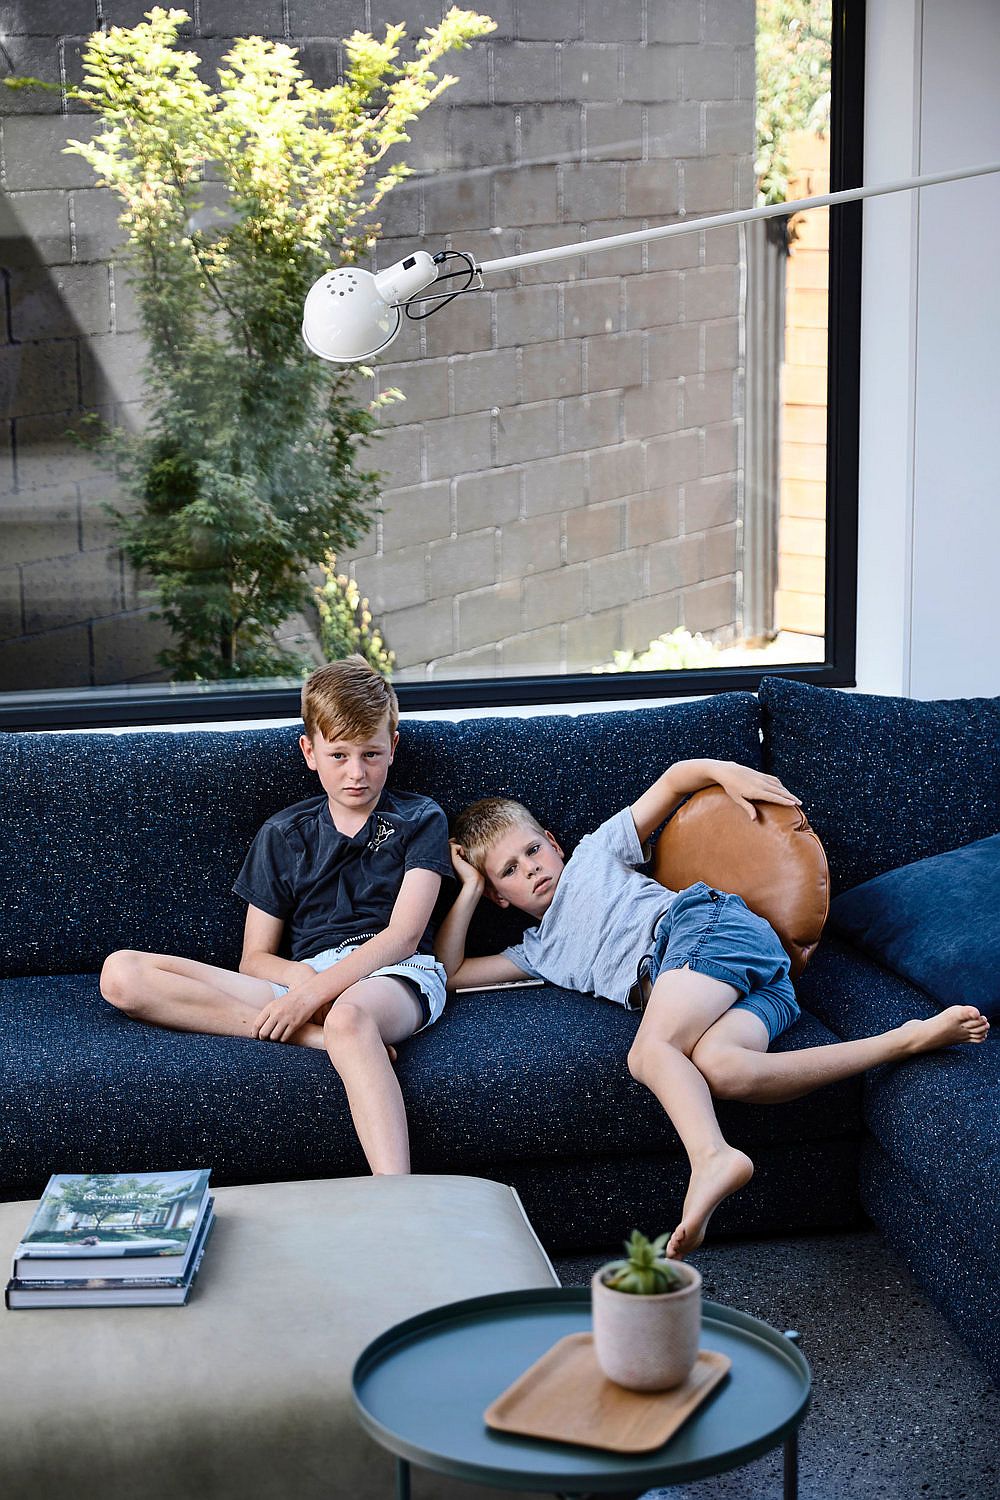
436,757,989,1261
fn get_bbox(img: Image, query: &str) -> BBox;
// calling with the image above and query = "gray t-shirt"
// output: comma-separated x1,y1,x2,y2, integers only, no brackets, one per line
502,808,676,1005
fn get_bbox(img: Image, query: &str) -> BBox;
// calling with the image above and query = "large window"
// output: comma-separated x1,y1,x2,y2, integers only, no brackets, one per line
0,0,862,728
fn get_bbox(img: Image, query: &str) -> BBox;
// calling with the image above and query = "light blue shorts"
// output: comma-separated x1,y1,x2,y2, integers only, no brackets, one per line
270,939,447,1035
648,882,800,1044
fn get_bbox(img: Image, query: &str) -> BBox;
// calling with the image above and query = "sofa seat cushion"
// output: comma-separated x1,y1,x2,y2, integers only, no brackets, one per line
1,973,861,1200
861,1138,1000,1387
410,985,862,1165
0,694,763,979
829,833,1000,1016
759,676,1000,896
862,1043,1000,1261
798,940,999,1256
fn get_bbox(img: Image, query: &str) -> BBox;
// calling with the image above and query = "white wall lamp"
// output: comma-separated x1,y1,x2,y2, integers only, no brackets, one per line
302,160,1000,364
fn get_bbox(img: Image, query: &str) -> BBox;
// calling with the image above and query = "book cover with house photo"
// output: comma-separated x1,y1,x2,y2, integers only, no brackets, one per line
11,1171,211,1282
6,1200,216,1308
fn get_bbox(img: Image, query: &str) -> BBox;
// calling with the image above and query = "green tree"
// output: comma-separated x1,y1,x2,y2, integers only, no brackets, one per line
11,6,493,679
756,0,832,205
315,556,394,679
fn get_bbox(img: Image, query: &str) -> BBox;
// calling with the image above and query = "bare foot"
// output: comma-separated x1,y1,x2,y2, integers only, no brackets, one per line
897,1005,989,1056
667,1146,754,1260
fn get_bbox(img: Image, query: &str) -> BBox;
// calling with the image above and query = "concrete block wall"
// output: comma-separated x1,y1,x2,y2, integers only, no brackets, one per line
0,0,754,690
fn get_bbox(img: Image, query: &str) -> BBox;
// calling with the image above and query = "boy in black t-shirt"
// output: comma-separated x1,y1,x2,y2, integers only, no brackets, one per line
101,657,452,1175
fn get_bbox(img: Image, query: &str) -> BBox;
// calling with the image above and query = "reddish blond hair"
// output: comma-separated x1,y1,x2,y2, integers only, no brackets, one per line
301,656,399,742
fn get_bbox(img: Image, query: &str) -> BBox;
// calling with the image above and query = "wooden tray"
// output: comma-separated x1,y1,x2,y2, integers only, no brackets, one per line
484,1332,732,1454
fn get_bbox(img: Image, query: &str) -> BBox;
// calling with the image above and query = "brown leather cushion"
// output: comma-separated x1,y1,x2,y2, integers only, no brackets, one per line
651,785,830,978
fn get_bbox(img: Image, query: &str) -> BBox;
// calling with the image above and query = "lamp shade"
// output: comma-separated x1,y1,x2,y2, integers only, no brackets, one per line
302,267,400,363
301,252,439,362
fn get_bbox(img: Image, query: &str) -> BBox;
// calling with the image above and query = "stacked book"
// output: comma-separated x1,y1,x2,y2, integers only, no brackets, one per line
5,1170,214,1309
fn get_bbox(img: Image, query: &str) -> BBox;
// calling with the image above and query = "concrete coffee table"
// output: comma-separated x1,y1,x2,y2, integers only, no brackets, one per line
353,1286,811,1498
0,1176,557,1500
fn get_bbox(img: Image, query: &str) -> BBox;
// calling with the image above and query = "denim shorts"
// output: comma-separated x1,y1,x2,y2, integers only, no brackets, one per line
647,882,800,1044
270,938,447,1035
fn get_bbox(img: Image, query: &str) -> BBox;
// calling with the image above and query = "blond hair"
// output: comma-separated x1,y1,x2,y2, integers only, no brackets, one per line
452,797,546,876
301,655,399,742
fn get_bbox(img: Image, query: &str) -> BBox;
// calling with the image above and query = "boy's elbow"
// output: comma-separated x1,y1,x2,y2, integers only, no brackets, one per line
437,955,458,985
390,920,427,957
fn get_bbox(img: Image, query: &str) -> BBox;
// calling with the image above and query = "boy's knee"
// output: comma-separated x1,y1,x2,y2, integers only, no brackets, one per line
627,1034,651,1083
323,999,373,1050
100,949,145,1013
628,1020,689,1082
692,1040,753,1100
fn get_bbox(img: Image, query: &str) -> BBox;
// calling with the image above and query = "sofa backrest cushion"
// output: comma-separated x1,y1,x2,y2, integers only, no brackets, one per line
1,727,317,979
390,693,764,957
0,691,763,977
759,676,1000,895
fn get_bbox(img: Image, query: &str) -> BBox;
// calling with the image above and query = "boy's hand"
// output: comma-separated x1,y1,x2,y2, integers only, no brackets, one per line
251,986,323,1044
449,840,485,896
713,762,802,820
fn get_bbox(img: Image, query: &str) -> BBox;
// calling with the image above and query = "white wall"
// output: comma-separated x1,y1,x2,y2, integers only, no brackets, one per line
858,0,1000,698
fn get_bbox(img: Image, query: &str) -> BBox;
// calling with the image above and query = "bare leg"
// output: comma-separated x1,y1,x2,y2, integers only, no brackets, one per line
323,977,425,1176
100,949,326,1049
627,967,754,1261
692,1004,990,1106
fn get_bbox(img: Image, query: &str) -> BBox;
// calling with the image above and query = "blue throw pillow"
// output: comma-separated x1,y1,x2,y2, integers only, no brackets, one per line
829,834,1000,1016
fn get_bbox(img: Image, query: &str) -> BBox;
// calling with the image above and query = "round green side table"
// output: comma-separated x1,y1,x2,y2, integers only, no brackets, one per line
353,1286,811,1499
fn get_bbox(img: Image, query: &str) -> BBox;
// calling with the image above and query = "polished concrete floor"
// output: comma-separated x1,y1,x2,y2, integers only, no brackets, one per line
553,1228,998,1500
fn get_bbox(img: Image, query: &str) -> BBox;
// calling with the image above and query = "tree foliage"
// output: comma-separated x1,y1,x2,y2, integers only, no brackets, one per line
315,555,394,679
45,6,493,679
756,0,832,206
593,627,723,674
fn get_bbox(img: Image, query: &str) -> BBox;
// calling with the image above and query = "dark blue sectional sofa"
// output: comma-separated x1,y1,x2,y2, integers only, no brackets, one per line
2,678,997,1380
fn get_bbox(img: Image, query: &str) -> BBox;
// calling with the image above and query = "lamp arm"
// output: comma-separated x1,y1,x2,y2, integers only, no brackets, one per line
476,160,1000,277
302,159,1000,361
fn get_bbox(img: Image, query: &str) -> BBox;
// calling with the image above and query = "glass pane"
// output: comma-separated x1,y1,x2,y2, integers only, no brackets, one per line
0,1,833,709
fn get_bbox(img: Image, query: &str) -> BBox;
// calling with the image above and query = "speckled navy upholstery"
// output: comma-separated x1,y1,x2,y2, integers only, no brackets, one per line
795,889,1000,1382
861,1139,1000,1384
2,971,859,1247
759,676,1000,896
0,727,317,977
797,936,999,1244
0,695,763,978
2,681,997,1383
829,833,1000,1016
0,689,867,1252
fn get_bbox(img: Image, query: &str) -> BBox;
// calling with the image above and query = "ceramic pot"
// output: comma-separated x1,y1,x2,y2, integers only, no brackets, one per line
591,1262,702,1391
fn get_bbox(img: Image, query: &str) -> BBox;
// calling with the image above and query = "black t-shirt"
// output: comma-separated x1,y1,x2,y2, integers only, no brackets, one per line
233,787,452,960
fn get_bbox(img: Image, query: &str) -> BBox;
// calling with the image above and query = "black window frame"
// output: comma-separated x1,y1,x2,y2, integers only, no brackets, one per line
0,0,864,732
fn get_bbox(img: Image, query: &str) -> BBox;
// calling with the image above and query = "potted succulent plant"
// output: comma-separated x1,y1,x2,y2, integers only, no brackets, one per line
591,1231,702,1392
